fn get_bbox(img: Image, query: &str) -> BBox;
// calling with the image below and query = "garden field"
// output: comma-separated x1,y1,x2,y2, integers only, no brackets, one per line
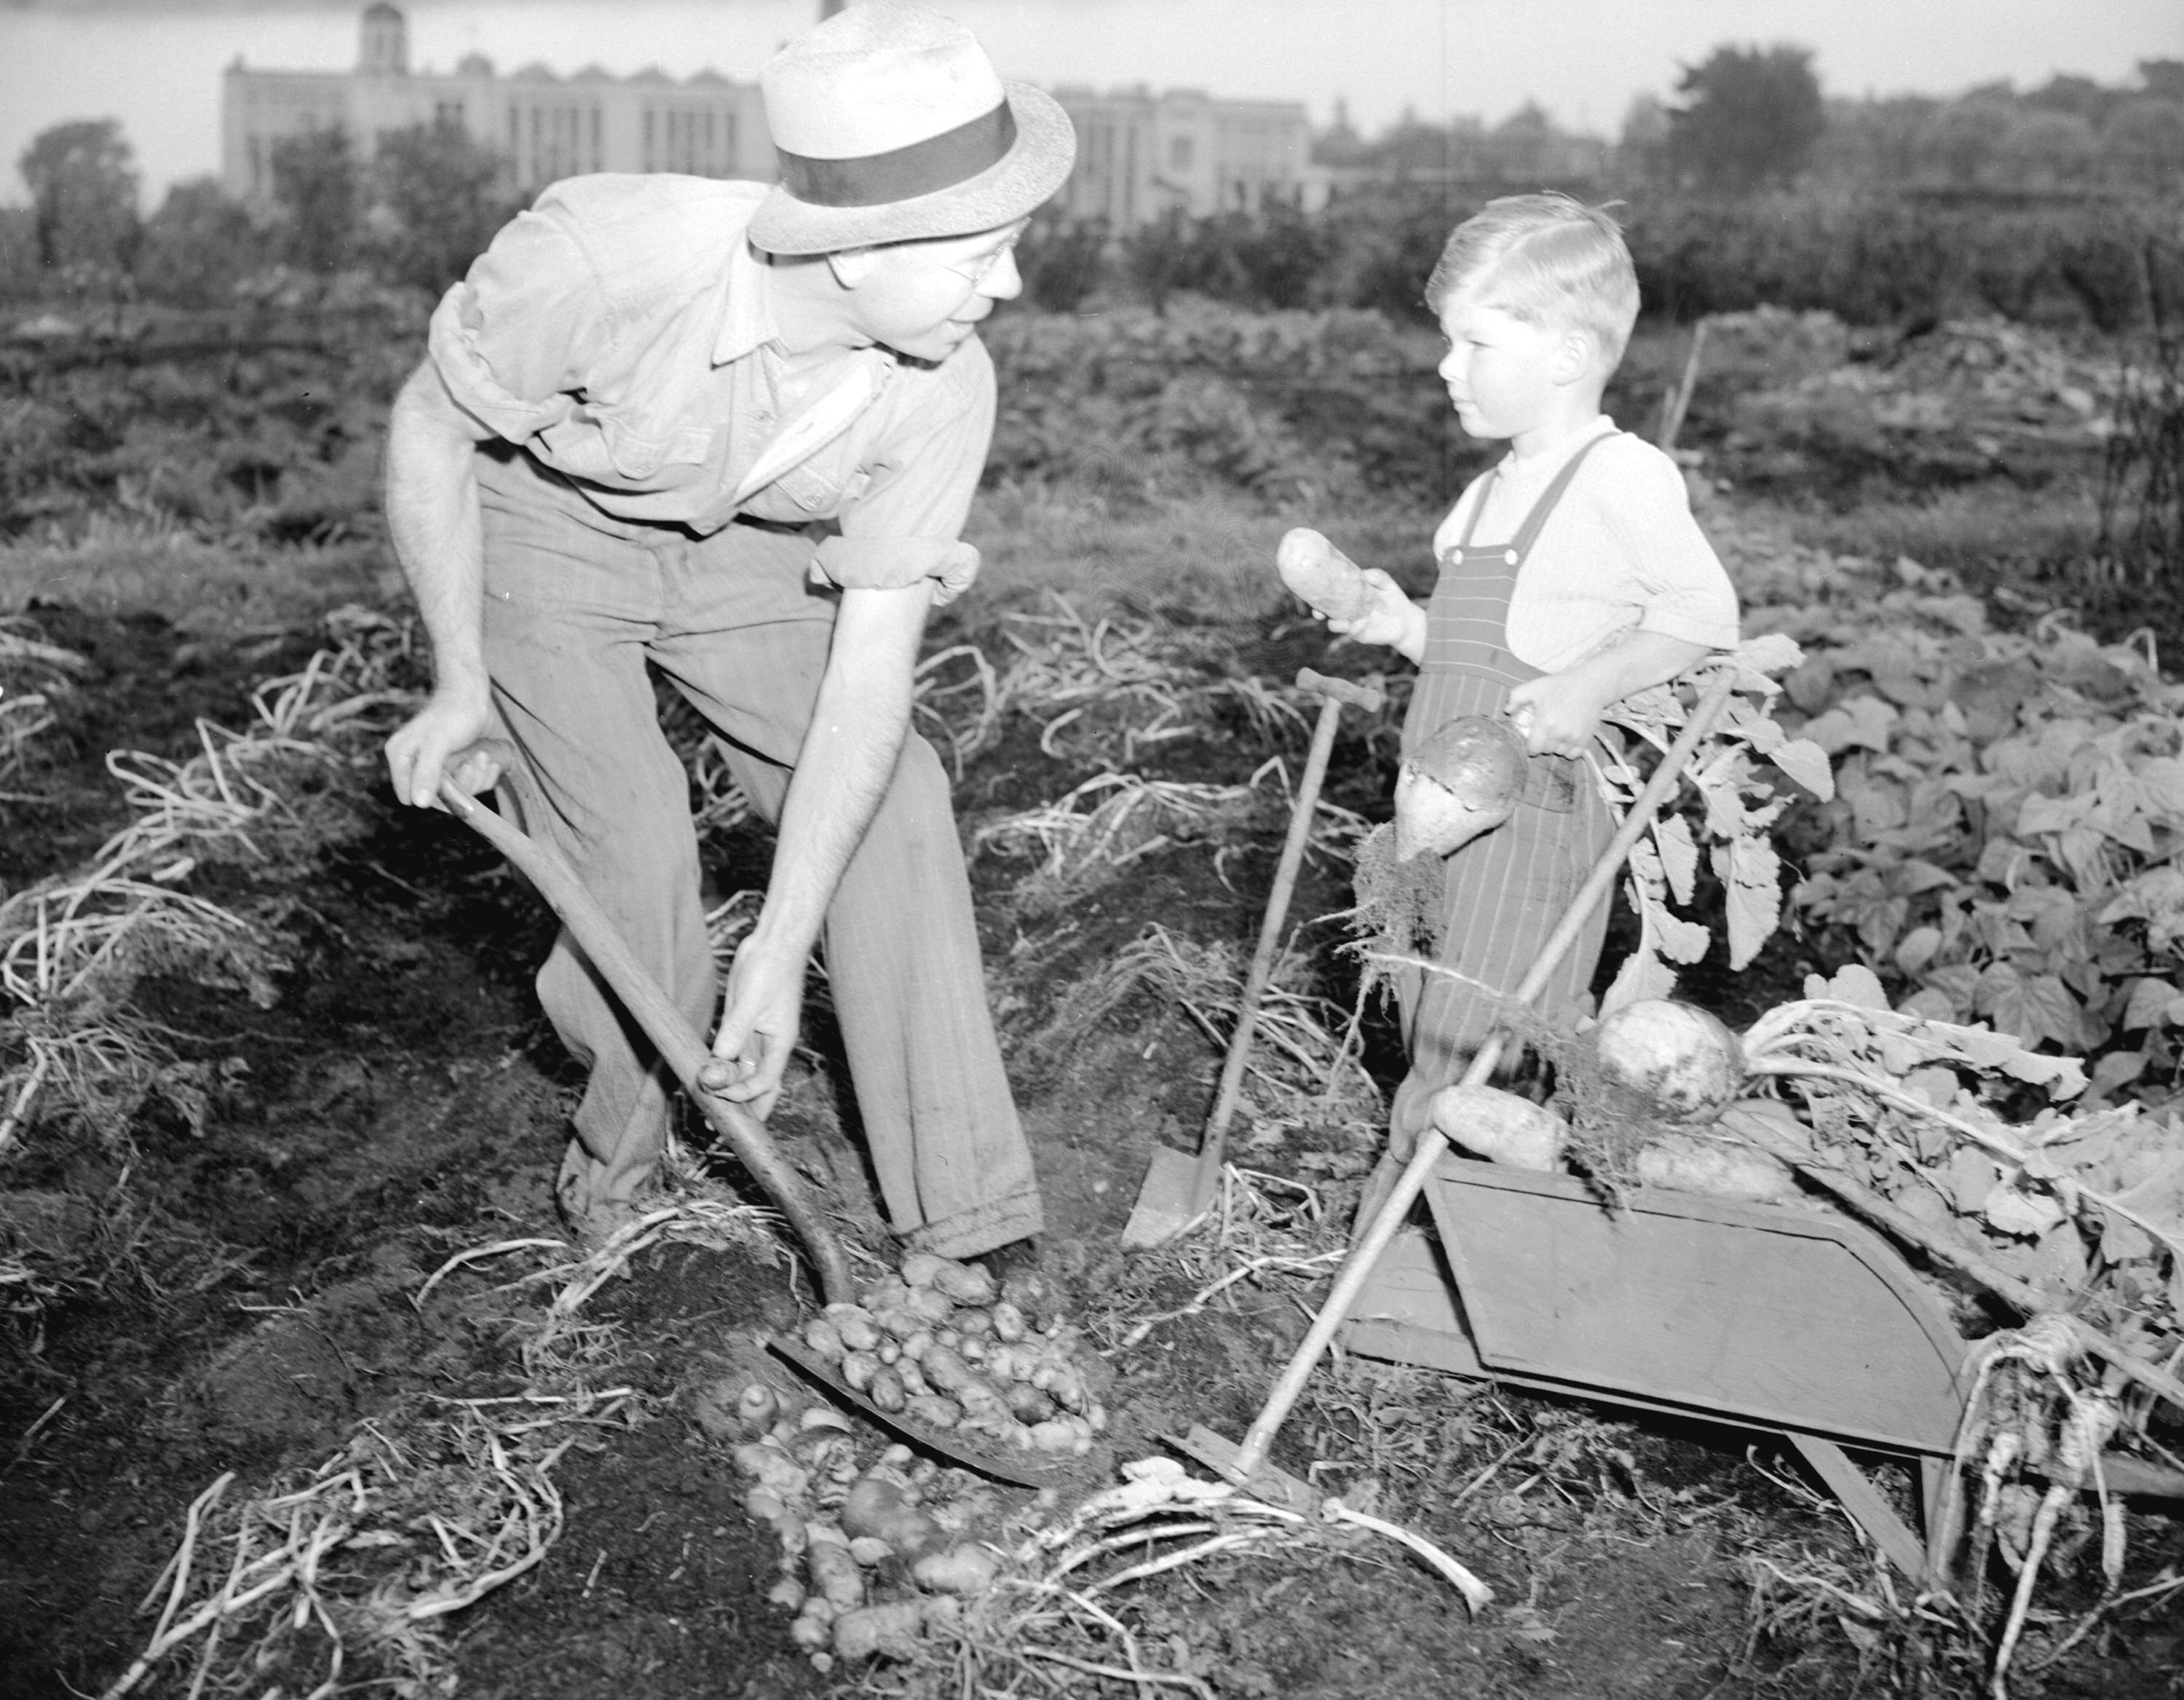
3,288,2183,1700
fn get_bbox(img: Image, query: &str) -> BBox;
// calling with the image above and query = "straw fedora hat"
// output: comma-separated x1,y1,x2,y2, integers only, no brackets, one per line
748,1,1077,256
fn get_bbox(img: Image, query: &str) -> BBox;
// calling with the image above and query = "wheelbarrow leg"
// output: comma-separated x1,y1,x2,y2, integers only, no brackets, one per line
1785,1431,1939,1589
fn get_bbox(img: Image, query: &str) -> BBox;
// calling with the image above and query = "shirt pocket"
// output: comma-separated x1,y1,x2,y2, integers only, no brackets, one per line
536,403,713,488
767,456,863,518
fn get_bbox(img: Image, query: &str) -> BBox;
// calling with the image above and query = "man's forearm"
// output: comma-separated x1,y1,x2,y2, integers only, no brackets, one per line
385,368,491,703
750,585,931,961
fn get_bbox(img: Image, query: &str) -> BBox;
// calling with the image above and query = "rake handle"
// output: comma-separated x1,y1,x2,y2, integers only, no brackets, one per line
438,769,856,1307
1194,670,1387,1186
1229,666,1741,1480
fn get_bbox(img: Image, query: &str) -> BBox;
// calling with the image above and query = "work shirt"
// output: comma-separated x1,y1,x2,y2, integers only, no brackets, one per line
1431,419,1740,673
427,173,992,600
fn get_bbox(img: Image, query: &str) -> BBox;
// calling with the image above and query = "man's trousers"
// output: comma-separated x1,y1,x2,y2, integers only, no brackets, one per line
473,451,1042,1257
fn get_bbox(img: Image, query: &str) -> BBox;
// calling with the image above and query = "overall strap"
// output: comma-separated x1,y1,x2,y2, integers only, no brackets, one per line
1503,428,1618,560
1452,469,1497,550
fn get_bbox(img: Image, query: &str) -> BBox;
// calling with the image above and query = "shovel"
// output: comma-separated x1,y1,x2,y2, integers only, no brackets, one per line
436,758,856,1308
1120,667,1385,1249
1219,666,1742,1482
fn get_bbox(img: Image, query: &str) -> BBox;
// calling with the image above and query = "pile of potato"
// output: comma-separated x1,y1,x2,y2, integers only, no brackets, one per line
707,1249,1109,1669
732,1411,1005,1667
800,1250,1107,1458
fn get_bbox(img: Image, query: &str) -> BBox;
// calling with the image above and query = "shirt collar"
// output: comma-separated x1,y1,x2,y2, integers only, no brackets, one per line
713,237,778,366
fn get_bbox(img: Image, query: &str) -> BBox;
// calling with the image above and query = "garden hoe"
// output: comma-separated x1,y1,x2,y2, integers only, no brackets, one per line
437,757,857,1308
1120,667,1385,1250
1210,667,1742,1484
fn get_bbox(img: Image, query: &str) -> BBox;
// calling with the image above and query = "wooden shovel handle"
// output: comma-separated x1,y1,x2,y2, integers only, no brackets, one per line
1230,666,1742,1479
438,765,855,1306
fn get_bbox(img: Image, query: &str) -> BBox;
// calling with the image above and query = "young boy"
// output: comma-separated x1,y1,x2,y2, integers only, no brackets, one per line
1328,194,1740,1158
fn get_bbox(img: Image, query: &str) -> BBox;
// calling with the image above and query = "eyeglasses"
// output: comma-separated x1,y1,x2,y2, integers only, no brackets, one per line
941,234,1021,286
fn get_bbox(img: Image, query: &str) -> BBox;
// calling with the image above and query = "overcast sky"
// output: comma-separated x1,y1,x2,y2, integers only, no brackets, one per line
2,0,2180,207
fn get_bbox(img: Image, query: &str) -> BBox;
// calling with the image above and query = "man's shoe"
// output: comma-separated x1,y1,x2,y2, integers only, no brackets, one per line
981,1236,1062,1329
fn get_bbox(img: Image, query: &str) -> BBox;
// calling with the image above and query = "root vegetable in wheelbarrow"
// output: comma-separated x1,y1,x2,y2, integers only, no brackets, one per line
1275,527,1374,624
1394,714,1529,861
1592,998,1746,1126
1429,1083,1566,1171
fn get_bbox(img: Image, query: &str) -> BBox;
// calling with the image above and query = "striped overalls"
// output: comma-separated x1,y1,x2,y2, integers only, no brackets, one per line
1388,435,1619,1147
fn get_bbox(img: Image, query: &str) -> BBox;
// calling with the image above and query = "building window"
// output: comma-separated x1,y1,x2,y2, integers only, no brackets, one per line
1169,135,1194,172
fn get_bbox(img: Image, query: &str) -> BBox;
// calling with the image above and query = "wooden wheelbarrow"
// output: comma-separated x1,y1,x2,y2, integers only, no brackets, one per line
1338,1155,2184,1586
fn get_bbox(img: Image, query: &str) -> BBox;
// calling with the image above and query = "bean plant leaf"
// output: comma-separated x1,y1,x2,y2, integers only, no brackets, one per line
1715,836,1784,970
2121,976,2180,1032
1768,738,1835,799
1601,942,1677,1014
1655,814,1699,904
1989,970,2086,1051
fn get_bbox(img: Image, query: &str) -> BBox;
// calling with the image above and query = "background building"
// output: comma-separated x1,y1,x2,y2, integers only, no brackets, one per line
1050,86,1321,225
222,2,771,205
223,5,1319,228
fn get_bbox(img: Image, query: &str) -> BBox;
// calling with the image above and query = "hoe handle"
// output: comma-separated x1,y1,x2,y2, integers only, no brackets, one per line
1196,670,1386,1185
1230,667,1740,1481
439,764,856,1307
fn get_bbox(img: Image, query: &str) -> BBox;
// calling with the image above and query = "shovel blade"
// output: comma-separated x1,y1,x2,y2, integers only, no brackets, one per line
1119,1145,1215,1250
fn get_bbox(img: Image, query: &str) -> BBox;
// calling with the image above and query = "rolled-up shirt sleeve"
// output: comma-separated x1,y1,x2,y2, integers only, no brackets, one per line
425,203,599,446
814,340,997,605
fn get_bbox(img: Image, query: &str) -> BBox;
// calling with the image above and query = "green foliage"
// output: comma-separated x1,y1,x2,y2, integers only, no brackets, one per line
269,126,361,277
1664,44,1827,193
0,315,419,545
371,120,510,295
1762,551,2184,1104
17,118,139,280
0,208,41,301
2100,319,2184,585
981,302,1478,509
1623,191,2174,329
1597,639,1832,1010
1014,211,1107,314
135,178,258,307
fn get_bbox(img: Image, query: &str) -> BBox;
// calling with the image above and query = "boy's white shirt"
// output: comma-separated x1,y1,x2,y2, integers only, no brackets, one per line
1429,415,1740,675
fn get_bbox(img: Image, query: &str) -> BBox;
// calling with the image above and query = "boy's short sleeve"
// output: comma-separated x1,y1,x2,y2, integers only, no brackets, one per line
1602,448,1741,652
424,205,601,445
811,338,997,606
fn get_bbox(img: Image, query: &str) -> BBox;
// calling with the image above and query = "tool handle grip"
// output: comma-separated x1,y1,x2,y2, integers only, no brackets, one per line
1297,668,1385,713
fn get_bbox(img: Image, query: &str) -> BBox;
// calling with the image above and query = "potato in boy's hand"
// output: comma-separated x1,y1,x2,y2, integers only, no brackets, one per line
1276,528,1372,624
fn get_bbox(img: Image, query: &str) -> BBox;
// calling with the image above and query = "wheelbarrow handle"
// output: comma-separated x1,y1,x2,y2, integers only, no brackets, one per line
438,768,856,1307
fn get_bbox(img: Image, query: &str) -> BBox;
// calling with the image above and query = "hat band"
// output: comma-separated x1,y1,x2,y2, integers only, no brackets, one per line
775,102,1017,209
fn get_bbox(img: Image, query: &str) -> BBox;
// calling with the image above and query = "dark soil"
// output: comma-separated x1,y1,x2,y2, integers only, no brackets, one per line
4,596,2180,1700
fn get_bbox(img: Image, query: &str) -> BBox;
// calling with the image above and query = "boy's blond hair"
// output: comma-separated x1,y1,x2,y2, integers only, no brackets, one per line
1425,193,1640,369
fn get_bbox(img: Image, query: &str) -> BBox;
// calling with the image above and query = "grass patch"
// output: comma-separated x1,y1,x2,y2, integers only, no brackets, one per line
0,518,399,636
965,485,1443,622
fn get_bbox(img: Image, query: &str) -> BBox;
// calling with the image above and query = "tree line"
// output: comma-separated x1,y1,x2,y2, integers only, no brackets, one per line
4,41,2180,326
1,116,513,307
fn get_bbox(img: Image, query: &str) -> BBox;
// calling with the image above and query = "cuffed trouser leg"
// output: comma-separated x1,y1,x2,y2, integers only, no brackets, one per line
1389,780,1615,1160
